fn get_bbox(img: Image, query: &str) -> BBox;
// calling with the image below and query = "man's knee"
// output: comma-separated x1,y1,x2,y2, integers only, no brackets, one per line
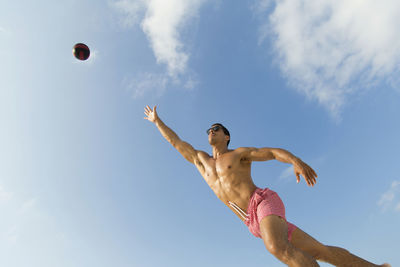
264,236,320,266
314,245,345,262
309,245,327,261
264,239,291,261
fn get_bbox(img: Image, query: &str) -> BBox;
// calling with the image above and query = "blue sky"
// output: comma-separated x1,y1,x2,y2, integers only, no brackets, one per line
1,0,399,266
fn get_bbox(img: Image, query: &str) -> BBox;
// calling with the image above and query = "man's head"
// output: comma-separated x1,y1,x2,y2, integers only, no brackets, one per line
207,123,230,147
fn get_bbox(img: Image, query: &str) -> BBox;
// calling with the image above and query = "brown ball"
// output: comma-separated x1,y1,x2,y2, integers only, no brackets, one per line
73,43,90,61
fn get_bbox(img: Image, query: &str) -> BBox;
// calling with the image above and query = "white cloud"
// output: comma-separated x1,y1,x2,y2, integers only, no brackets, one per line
183,75,199,90
124,71,198,98
378,180,400,212
112,0,206,78
112,0,145,28
279,165,294,181
124,72,168,98
256,0,400,119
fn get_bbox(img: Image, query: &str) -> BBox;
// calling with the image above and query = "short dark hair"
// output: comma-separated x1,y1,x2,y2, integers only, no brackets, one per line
211,123,230,146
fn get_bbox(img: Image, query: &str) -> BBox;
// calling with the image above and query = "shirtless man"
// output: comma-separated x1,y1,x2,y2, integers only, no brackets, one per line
144,105,390,267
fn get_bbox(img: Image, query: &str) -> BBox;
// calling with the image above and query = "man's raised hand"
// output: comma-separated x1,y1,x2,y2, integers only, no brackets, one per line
144,105,158,123
293,159,318,187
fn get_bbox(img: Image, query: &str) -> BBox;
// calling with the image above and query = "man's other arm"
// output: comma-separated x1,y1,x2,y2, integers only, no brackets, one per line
238,147,317,186
144,105,202,164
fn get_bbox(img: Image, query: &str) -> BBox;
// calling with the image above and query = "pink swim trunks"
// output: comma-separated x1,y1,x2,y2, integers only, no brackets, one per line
244,188,297,241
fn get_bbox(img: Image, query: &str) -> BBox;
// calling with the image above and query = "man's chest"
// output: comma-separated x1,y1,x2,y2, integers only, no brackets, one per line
200,153,247,179
198,154,252,200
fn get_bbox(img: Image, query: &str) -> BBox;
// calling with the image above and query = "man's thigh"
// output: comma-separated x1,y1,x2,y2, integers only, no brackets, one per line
290,227,328,259
259,215,289,245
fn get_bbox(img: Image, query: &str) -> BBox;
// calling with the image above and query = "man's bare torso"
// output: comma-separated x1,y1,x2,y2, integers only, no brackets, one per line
194,148,258,221
143,105,316,220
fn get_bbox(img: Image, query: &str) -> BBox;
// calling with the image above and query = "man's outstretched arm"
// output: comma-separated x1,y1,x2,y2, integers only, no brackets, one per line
144,105,201,164
239,147,317,186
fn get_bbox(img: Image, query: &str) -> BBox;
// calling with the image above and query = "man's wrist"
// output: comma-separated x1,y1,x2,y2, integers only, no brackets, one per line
154,117,162,126
291,156,301,165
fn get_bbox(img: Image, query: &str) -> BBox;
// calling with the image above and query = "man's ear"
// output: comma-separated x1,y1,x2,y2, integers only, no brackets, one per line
225,135,230,142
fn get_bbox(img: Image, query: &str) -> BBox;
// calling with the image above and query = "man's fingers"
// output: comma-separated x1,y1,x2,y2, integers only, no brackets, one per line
144,105,158,122
310,169,317,185
305,167,317,186
303,169,310,183
305,168,312,179
309,166,317,177
313,169,318,177
304,172,314,186
305,176,311,186
145,105,157,115
145,105,155,116
305,172,314,186
311,176,316,186
307,170,315,186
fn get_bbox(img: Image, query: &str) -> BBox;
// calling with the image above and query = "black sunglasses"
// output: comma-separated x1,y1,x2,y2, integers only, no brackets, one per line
206,125,221,135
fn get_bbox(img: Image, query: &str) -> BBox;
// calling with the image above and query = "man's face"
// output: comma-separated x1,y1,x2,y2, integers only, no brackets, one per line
207,125,229,146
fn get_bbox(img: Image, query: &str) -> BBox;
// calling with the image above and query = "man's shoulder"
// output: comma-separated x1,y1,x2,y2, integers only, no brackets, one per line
197,150,211,158
233,147,256,153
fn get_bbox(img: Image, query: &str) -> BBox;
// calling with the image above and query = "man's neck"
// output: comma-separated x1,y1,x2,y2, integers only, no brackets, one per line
212,144,229,159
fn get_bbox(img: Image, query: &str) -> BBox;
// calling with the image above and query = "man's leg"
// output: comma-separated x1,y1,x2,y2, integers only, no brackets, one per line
259,215,319,266
290,227,390,267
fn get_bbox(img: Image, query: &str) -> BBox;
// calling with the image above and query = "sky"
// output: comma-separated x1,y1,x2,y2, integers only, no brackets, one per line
1,0,399,266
